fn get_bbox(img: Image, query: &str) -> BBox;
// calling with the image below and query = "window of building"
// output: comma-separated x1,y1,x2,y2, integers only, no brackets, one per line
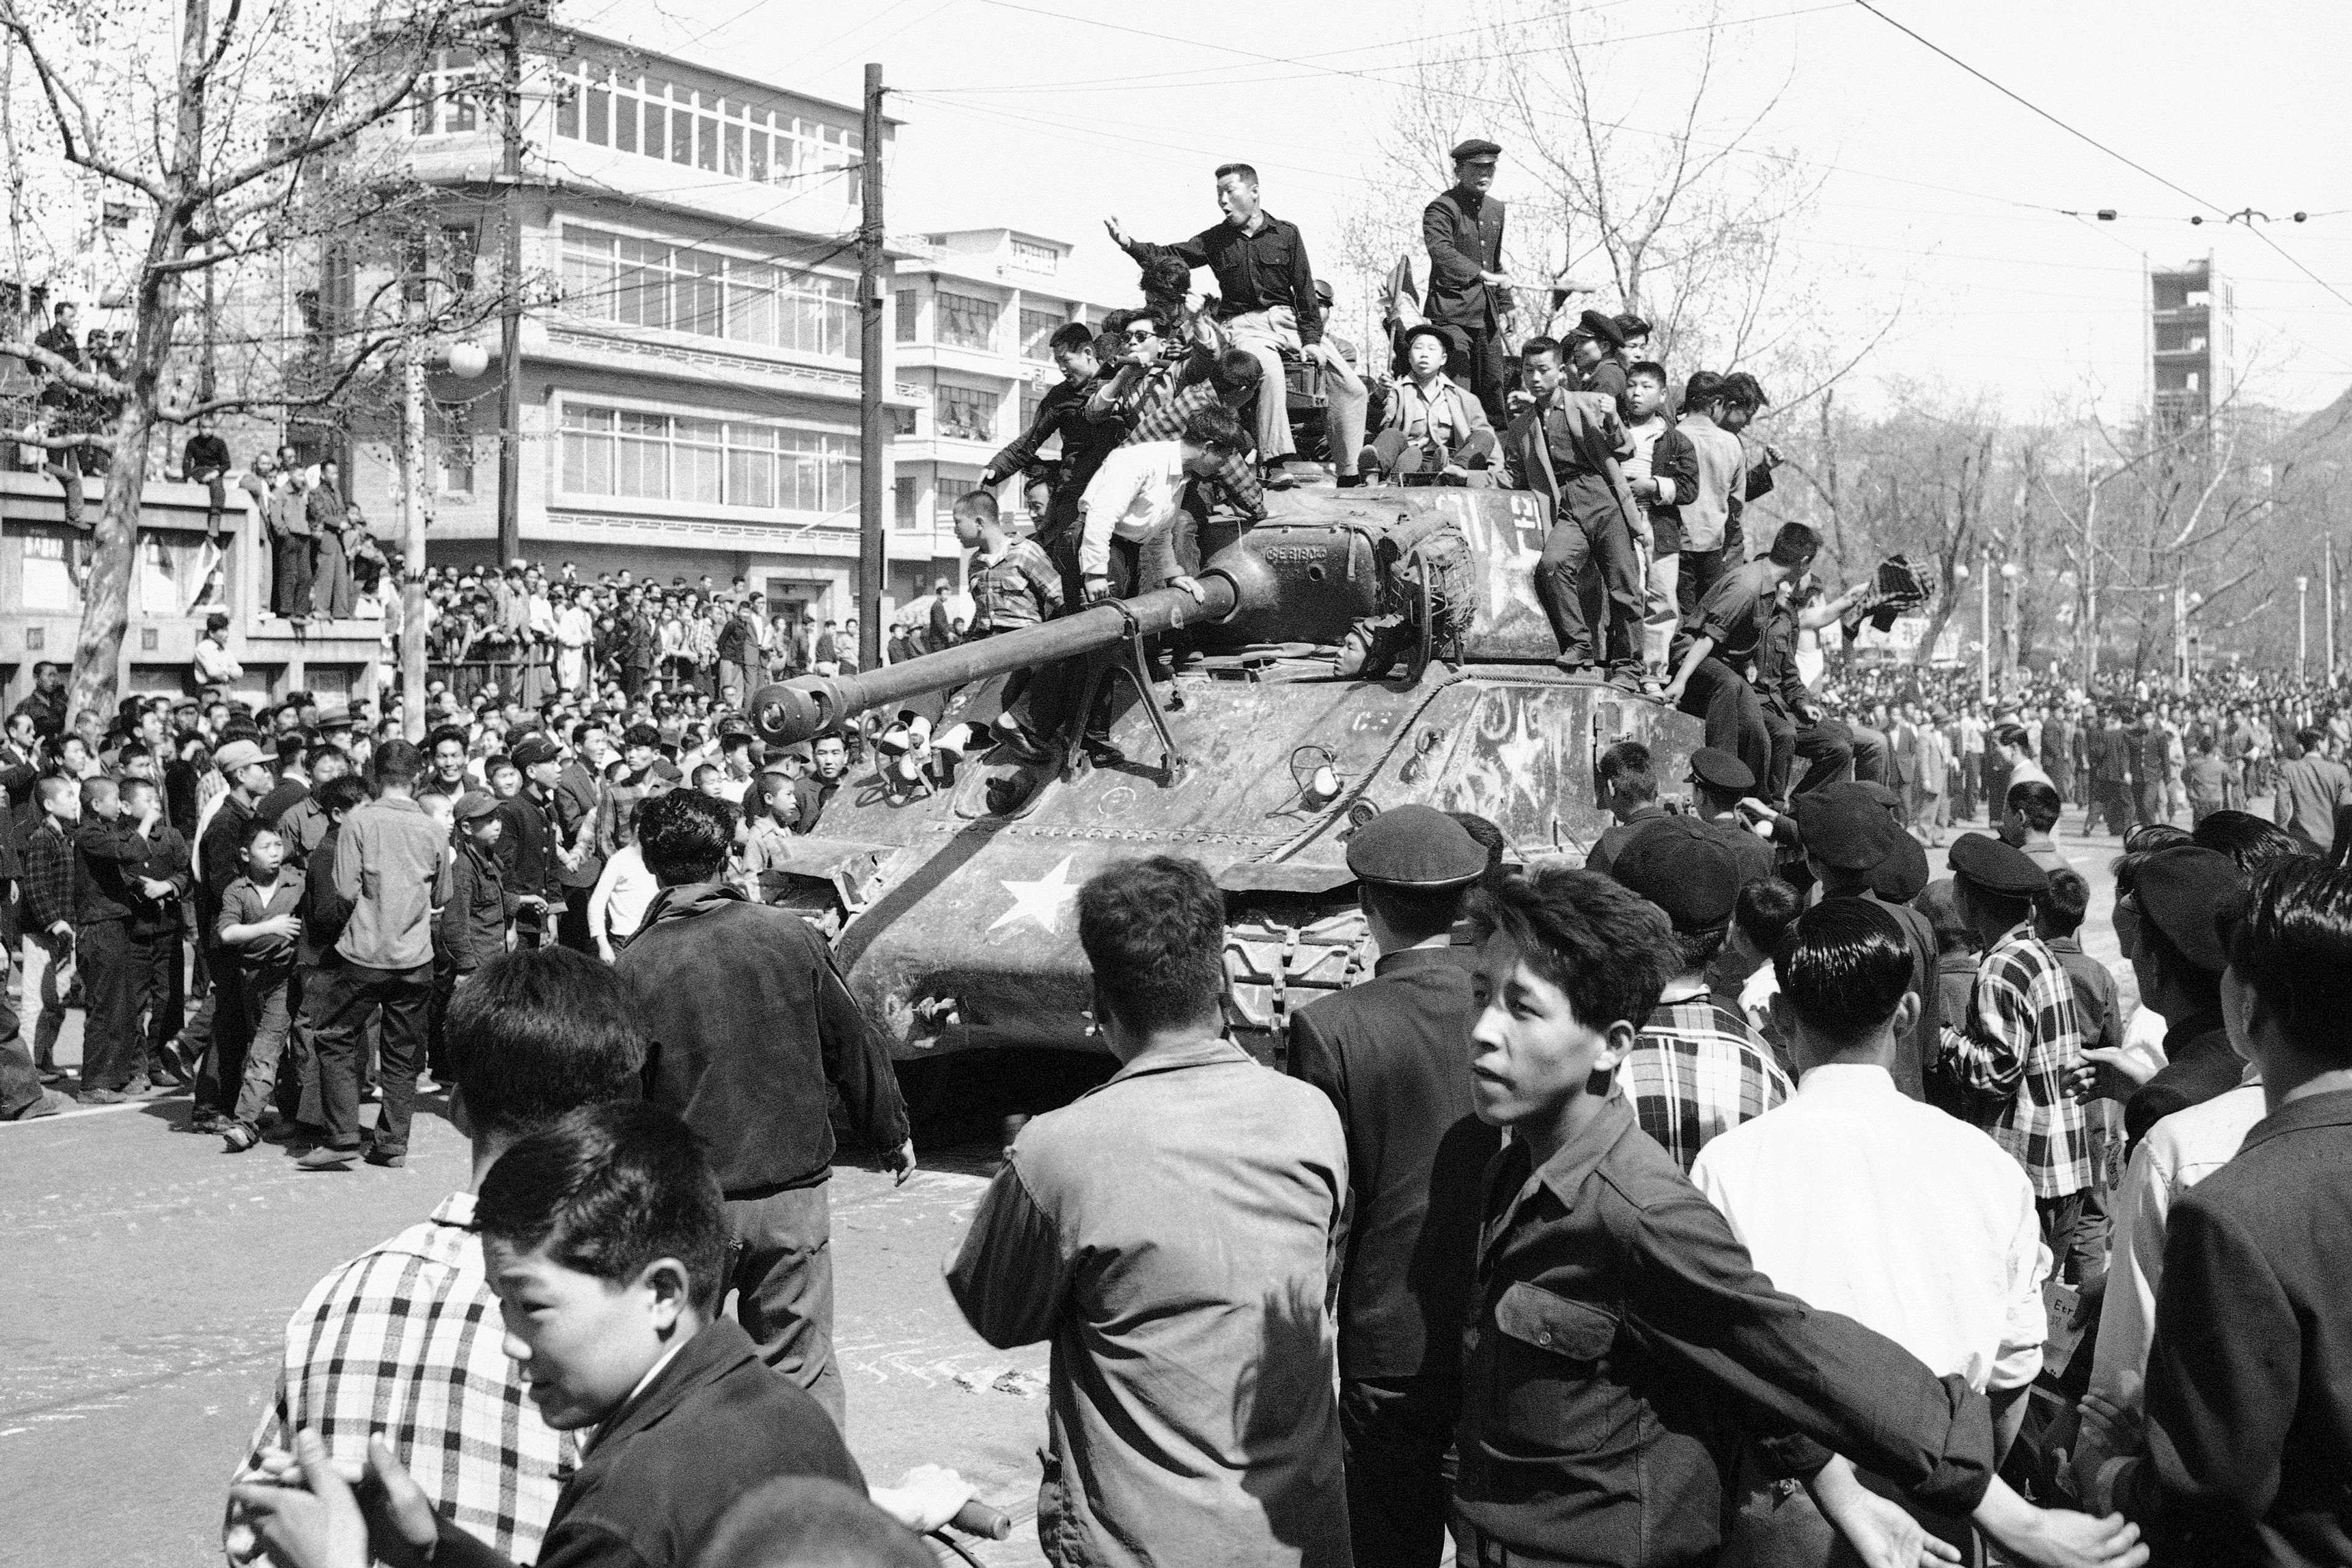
936,291,998,352
895,475,919,530
560,401,858,514
889,405,918,437
21,530,77,611
1011,238,1058,275
1019,381,1045,433
411,48,486,137
1019,307,1063,363
560,224,853,358
935,385,995,443
435,402,476,493
895,290,918,344
549,59,864,202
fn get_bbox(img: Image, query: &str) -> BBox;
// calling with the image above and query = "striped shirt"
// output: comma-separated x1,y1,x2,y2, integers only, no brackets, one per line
1941,922,2092,1198
1616,984,1794,1173
239,1192,576,1562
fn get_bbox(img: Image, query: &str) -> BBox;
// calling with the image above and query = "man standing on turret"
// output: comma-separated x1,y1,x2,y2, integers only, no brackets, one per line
1422,140,1511,426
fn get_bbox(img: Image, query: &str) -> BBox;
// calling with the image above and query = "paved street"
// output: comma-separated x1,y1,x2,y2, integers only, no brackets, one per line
0,816,2137,1568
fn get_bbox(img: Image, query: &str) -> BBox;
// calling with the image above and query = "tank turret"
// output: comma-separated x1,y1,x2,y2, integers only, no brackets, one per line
748,484,1703,1071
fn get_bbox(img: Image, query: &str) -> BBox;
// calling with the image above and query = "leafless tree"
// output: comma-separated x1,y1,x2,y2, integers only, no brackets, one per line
0,0,537,720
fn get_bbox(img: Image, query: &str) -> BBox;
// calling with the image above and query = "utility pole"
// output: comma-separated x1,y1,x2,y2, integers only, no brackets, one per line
401,314,429,740
857,62,886,673
2297,575,2309,682
494,6,524,564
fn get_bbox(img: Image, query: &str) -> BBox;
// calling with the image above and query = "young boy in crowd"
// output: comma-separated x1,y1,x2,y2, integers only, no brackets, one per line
116,774,193,1088
21,775,81,1084
217,820,304,1152
228,1102,968,1568
1620,360,1697,694
1453,865,2139,1567
439,792,511,986
737,769,800,905
2005,780,2072,875
1729,875,1804,1068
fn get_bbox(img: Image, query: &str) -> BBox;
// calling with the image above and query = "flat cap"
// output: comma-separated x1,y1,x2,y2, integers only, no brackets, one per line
1792,783,1898,872
1450,138,1502,162
1609,816,1741,931
1687,747,1755,794
1869,829,1931,903
2133,845,2239,974
1947,832,2049,898
510,734,560,769
1347,804,1488,890
452,790,502,823
315,706,353,731
213,739,267,775
1575,308,1627,350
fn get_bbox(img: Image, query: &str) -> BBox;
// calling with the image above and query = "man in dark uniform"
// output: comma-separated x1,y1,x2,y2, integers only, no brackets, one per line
552,723,606,952
1791,784,1940,1101
1420,138,1510,426
1501,337,1646,680
1570,308,1630,418
1662,522,1821,797
1286,805,1499,1568
1683,747,1777,889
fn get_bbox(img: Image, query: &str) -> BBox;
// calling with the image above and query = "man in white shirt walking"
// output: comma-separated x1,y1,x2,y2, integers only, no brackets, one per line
1695,897,2051,1561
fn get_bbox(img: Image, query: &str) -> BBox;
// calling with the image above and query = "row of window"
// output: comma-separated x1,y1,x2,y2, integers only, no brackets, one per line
560,225,858,358
559,404,860,514
892,292,1076,362
546,56,862,202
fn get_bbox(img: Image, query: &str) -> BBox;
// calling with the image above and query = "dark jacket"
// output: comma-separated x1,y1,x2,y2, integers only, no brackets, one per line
2120,1088,2352,1566
1125,214,1325,344
1586,804,1668,879
296,820,355,968
440,836,510,975
182,432,230,477
552,762,604,889
1456,1094,1995,1562
2123,1012,2241,1156
73,815,165,927
492,789,557,904
431,1321,861,1568
619,883,909,1196
1421,186,1508,331
1287,946,1498,1382
195,794,252,952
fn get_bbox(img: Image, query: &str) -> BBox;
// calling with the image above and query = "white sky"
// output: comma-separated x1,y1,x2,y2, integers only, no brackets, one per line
564,0,2352,420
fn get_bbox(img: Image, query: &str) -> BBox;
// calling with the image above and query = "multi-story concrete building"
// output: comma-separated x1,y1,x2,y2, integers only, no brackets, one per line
361,28,960,627
2150,254,2234,442
889,229,1121,538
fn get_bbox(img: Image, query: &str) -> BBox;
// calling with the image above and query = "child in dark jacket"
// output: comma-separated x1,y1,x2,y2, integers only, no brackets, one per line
217,819,305,1151
440,791,511,982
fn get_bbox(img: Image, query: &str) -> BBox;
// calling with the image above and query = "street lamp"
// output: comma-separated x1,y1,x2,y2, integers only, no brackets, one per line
1999,560,2022,676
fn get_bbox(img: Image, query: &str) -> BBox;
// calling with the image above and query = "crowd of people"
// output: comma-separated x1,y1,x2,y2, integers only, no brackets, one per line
6,139,2352,1568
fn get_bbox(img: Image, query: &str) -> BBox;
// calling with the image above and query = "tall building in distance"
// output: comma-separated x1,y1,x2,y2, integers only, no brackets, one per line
361,27,959,626
890,229,1120,546
2149,254,2234,442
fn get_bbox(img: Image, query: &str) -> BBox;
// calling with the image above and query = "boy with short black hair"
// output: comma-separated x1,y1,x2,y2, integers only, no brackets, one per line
1730,874,1804,1062
217,819,304,1152
1455,866,2135,1568
1621,360,1697,692
231,1100,965,1568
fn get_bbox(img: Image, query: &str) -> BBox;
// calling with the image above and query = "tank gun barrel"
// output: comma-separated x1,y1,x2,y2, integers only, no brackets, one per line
752,554,1268,746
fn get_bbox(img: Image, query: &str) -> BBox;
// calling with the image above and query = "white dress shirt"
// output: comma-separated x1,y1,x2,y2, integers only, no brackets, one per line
1692,1061,2049,1394
2087,1074,2264,1402
1077,440,1186,578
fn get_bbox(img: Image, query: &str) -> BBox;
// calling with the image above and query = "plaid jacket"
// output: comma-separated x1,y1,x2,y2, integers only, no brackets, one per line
239,1193,576,1562
967,538,1064,632
1617,987,1795,1174
1942,922,2092,1198
1114,377,1267,524
21,815,77,932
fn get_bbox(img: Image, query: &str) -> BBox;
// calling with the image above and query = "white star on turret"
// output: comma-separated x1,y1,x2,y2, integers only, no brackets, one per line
990,855,1082,934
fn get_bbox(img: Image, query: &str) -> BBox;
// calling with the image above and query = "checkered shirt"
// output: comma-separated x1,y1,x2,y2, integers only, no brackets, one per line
21,816,77,930
239,1193,576,1562
1618,990,1795,1174
1941,922,2092,1198
967,538,1063,632
1118,379,1267,522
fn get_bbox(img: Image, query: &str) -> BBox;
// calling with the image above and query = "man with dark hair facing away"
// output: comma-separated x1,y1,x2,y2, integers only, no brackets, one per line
228,1102,968,1568
1583,739,1666,878
948,854,1351,1567
1286,809,1500,1568
1453,865,2139,1568
1500,335,1648,682
619,789,912,1430
1694,899,2059,1566
300,737,448,1171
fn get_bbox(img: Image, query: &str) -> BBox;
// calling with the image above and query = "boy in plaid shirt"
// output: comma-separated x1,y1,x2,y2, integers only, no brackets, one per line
1940,834,2094,1278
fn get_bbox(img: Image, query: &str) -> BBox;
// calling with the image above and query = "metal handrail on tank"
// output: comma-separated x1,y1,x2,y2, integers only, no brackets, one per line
750,551,1275,747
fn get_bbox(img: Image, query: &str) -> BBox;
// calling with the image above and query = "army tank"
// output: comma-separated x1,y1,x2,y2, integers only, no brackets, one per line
750,483,1703,1072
